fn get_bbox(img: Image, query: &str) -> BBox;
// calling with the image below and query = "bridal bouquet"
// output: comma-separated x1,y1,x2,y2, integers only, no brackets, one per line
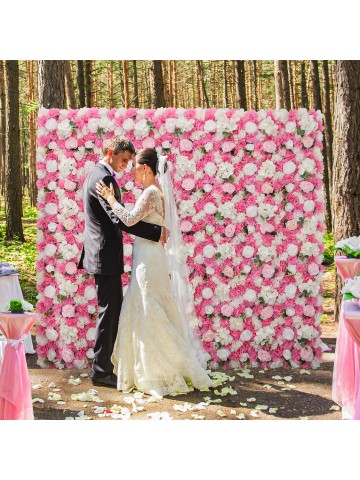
335,235,360,258
341,274,360,301
1,299,34,314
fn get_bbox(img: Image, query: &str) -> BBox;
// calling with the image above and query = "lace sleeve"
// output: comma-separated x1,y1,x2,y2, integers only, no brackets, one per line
112,187,158,227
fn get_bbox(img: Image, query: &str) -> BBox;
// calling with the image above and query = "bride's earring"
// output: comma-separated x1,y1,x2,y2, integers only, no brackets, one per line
142,167,146,186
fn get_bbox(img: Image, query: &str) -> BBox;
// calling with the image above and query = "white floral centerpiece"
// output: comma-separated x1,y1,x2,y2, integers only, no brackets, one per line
335,235,360,258
341,274,360,301
1,299,34,314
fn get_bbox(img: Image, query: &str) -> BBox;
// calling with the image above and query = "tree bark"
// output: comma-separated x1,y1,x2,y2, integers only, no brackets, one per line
26,60,37,207
85,60,92,108
132,60,139,108
288,60,295,109
310,60,322,111
0,60,6,196
235,60,247,110
223,61,229,108
122,60,130,108
253,61,258,111
149,61,165,108
332,60,360,323
65,61,76,109
281,60,291,110
38,60,66,109
4,61,24,241
274,60,285,109
301,61,309,109
196,60,209,108
76,60,86,107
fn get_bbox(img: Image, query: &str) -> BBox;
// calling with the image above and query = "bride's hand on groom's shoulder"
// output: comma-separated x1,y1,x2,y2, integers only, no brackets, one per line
96,180,115,202
160,227,170,245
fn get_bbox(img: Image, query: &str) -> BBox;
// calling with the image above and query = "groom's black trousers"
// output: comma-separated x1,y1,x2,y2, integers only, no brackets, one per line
92,274,123,377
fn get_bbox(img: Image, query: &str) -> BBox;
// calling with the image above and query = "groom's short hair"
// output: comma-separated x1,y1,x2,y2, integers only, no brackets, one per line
103,136,135,156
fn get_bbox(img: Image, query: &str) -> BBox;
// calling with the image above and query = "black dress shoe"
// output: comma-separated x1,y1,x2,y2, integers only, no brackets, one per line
91,373,117,388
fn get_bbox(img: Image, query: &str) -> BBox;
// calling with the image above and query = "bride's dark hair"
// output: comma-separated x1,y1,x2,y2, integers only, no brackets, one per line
137,148,167,175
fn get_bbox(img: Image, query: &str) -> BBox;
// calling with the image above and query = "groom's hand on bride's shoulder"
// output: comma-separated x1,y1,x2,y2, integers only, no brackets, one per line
160,227,170,245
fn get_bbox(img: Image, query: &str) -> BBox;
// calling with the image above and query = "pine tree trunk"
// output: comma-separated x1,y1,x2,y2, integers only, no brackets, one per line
26,61,37,207
0,60,6,196
196,60,209,108
292,60,298,108
85,60,92,108
223,60,229,108
253,61,258,110
274,60,285,109
235,60,247,110
172,60,178,108
281,60,291,110
310,60,322,111
132,60,139,108
65,61,76,109
301,61,309,109
288,60,295,108
149,60,165,108
76,60,86,107
38,60,66,108
4,61,24,241
322,60,334,232
258,61,262,109
332,60,360,323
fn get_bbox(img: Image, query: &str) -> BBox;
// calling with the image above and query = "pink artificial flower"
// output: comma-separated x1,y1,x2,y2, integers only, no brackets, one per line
286,220,298,231
300,346,314,362
142,137,156,149
180,139,193,151
64,180,77,191
222,141,236,153
182,178,195,191
260,223,275,234
258,349,272,362
260,306,274,320
65,262,78,275
221,304,234,317
202,330,215,342
302,136,314,148
263,140,277,153
63,218,76,231
308,263,320,275
262,264,275,279
224,224,236,238
181,220,193,233
223,266,234,278
303,305,316,317
299,181,315,194
222,183,236,195
62,305,75,318
261,183,274,194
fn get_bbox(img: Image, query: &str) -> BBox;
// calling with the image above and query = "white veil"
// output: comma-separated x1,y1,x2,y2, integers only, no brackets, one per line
157,155,209,369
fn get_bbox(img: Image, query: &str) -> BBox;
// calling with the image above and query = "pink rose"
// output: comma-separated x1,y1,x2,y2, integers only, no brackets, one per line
223,266,234,278
65,262,77,275
260,223,275,234
64,180,77,191
222,183,236,195
300,346,314,362
260,306,274,320
302,136,314,148
224,224,236,238
65,137,78,150
263,140,277,153
62,304,75,318
63,218,76,231
262,264,275,279
258,349,272,362
308,262,320,275
303,305,316,317
142,137,156,149
62,348,75,363
286,220,298,231
180,139,193,152
221,304,234,317
222,141,236,153
300,181,314,194
261,183,274,194
181,220,193,233
202,330,215,342
182,178,195,191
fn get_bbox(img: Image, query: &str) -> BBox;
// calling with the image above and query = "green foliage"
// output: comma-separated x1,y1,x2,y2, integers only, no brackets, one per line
9,300,24,314
323,232,334,266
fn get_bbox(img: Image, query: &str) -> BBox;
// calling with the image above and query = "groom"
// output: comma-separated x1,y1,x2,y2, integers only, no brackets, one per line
78,136,163,388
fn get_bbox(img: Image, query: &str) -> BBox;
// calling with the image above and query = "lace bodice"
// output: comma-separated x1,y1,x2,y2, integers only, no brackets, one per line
113,185,164,227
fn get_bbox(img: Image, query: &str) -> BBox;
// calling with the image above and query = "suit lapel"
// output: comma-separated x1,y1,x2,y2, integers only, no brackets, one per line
96,163,121,202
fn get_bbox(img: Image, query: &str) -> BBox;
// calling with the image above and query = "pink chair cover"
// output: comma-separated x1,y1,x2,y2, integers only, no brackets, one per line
0,313,37,420
332,257,360,419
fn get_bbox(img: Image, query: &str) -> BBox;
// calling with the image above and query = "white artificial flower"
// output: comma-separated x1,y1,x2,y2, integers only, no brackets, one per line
84,286,96,301
300,242,320,257
86,327,96,341
217,348,231,361
204,162,217,176
46,328,58,341
246,206,258,218
240,330,253,341
45,203,58,215
243,246,255,258
123,118,135,131
259,160,276,178
283,327,295,341
283,161,296,175
244,289,256,302
202,287,213,299
243,163,258,176
44,285,56,298
285,284,297,298
203,245,216,258
44,243,57,256
245,121,258,134
46,160,58,173
57,119,73,139
286,244,298,257
204,202,217,215
218,163,234,179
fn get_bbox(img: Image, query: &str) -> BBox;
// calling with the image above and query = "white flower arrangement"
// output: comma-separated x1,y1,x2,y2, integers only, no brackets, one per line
341,274,360,300
335,235,360,258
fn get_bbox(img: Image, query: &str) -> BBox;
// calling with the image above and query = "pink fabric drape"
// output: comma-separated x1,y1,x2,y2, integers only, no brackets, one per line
332,257,360,419
0,313,37,420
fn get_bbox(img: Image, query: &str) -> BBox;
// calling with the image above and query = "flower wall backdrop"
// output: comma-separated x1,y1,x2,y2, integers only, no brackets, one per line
36,107,325,370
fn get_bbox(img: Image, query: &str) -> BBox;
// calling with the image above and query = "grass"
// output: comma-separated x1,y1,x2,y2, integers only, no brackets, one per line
0,197,37,305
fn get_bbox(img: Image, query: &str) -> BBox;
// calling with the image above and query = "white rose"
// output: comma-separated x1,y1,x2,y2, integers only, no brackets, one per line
244,289,256,302
204,184,213,193
285,184,295,193
205,225,215,235
243,265,252,274
246,206,258,218
283,327,295,341
259,160,276,178
45,118,58,131
283,349,292,360
217,348,230,361
240,329,253,341
44,285,56,298
285,284,297,298
203,245,216,258
245,121,257,134
205,305,214,315
303,200,315,212
46,160,58,173
47,349,57,362
123,118,135,131
243,246,255,258
287,244,298,257
44,243,57,256
85,327,96,342
57,119,73,139
45,203,58,215
204,162,217,176
204,202,217,215
285,121,296,133
47,181,57,191
283,161,296,175
84,286,96,300
204,120,217,132
86,348,95,359
202,287,213,299
46,328,58,341
243,163,257,176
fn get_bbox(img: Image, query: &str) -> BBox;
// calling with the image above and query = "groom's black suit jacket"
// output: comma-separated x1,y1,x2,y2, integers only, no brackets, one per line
78,163,162,276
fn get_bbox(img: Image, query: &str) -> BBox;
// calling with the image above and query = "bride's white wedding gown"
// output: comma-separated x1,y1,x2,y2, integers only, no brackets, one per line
110,184,212,396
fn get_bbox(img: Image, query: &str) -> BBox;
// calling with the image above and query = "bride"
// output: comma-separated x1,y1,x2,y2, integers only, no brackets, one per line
96,148,212,397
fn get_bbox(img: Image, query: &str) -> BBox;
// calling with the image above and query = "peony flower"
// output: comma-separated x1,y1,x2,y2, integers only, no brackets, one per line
182,178,195,191
62,304,75,318
258,349,272,362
